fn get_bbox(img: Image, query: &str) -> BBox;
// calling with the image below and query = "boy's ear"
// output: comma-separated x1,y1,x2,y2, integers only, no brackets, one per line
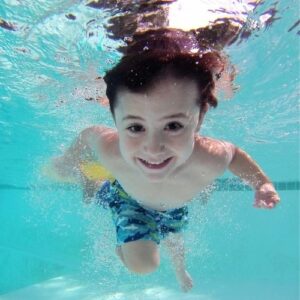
196,103,208,132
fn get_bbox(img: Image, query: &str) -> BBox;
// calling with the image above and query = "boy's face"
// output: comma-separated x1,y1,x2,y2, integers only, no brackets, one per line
114,75,202,182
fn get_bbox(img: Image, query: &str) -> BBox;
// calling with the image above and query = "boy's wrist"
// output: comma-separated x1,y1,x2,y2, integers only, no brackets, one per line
251,173,272,190
255,181,274,192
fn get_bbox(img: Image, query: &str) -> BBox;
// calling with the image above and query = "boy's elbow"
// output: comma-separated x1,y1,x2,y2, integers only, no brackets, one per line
227,143,238,167
228,147,246,174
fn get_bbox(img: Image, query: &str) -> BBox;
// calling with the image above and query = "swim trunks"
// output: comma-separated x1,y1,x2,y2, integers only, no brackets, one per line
95,180,188,245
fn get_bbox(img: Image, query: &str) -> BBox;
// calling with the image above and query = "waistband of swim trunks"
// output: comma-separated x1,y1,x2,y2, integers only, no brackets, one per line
111,180,138,204
111,180,127,195
111,180,188,214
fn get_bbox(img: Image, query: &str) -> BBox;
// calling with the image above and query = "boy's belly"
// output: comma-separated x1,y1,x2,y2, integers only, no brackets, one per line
116,177,213,211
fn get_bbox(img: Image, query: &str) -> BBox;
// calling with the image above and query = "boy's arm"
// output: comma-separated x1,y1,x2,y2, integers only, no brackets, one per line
52,126,105,180
228,146,280,209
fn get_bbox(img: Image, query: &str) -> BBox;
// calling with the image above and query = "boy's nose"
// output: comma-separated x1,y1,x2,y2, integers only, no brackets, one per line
143,133,165,154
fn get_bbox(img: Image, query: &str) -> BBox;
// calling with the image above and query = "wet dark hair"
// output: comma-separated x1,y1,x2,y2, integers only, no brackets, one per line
104,29,228,117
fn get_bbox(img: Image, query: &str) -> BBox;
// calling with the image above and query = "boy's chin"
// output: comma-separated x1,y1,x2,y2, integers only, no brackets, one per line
140,171,169,182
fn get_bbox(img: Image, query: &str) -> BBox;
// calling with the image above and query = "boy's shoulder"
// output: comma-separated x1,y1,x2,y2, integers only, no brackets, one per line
195,135,236,165
83,125,119,158
85,125,116,135
84,125,117,141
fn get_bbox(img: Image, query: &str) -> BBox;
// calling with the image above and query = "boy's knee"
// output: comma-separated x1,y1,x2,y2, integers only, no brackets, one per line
120,241,160,274
128,253,160,274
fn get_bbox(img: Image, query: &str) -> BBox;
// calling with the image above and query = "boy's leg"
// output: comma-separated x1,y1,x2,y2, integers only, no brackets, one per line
116,240,160,274
162,233,193,292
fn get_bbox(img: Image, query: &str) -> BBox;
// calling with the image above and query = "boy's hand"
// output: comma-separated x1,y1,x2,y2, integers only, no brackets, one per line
254,183,280,209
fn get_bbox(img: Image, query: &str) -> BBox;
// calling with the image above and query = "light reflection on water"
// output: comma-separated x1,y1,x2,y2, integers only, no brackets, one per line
0,0,285,99
0,1,298,147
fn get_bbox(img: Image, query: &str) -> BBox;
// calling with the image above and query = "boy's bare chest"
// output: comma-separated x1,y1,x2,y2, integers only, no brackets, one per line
113,165,217,210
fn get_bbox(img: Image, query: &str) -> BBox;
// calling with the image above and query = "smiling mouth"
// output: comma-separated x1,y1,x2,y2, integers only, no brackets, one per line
138,157,173,170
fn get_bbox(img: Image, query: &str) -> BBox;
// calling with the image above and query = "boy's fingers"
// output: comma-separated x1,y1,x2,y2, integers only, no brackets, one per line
254,200,276,209
253,201,263,208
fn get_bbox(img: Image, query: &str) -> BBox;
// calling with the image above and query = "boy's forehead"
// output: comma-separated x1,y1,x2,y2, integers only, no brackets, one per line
116,76,199,112
117,76,200,104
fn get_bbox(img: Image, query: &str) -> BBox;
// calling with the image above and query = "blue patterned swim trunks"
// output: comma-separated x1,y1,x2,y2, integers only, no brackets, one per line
95,180,188,245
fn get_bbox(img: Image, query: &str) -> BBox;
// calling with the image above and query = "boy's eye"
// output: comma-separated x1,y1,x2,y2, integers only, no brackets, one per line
165,122,183,131
127,124,145,133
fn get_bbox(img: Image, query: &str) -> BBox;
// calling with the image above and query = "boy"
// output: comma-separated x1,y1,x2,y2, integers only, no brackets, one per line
52,29,280,292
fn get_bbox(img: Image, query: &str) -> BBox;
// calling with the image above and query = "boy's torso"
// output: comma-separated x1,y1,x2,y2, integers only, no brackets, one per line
95,127,233,211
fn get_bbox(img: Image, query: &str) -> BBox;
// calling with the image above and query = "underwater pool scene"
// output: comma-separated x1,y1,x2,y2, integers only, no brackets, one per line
0,0,299,299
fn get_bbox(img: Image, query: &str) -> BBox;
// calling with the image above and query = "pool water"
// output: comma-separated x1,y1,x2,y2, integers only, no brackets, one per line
0,1,299,299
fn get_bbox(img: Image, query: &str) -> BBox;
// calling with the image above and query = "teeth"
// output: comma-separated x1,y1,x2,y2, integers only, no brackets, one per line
138,157,172,170
142,159,165,165
148,161,164,165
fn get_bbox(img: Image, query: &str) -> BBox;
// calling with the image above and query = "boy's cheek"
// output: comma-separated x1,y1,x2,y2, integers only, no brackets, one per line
119,138,141,154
